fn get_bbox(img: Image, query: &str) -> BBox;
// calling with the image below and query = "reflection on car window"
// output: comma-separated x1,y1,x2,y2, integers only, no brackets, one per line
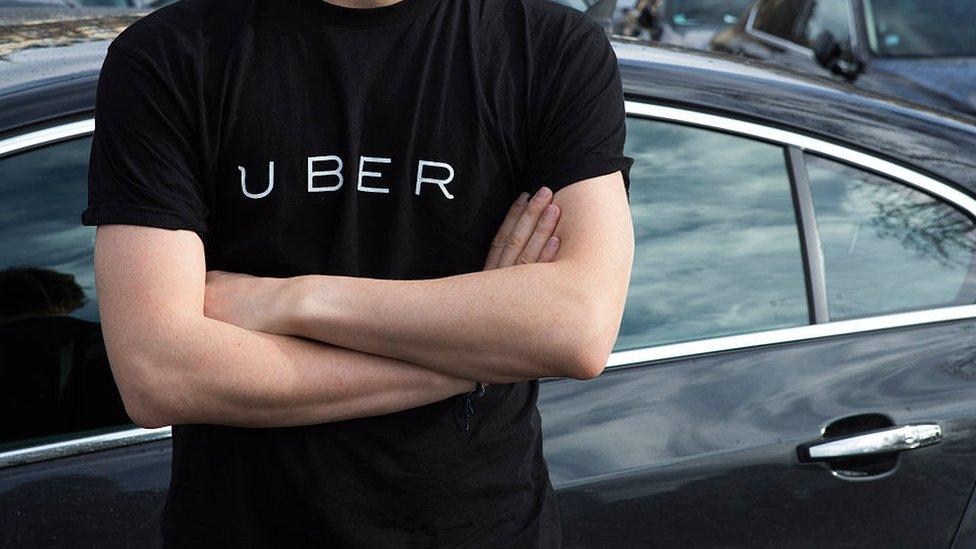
752,0,806,40
806,154,976,320
551,0,592,12
667,0,753,27
798,0,851,46
863,0,976,57
616,119,809,351
0,136,131,451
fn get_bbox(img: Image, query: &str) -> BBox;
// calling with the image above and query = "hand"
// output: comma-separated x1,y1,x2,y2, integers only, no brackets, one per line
204,270,289,333
483,187,561,270
474,187,561,393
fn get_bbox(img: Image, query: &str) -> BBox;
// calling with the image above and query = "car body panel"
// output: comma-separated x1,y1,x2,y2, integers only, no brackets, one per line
0,439,170,547
543,320,976,547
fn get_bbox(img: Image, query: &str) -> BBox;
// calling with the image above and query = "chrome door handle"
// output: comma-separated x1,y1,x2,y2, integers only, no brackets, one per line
797,423,942,462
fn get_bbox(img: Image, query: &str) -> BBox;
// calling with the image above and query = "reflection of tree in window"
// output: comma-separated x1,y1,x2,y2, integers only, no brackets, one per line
806,154,976,319
0,267,86,321
857,182,976,268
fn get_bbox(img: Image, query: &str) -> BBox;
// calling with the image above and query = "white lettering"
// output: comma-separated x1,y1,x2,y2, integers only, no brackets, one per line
415,160,455,199
308,155,343,192
239,162,274,199
357,156,391,194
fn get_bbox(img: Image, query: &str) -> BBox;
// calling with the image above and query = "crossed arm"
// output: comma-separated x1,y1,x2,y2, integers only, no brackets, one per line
96,173,632,429
205,175,633,383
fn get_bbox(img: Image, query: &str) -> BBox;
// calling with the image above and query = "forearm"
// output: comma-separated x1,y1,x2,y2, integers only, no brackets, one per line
202,175,633,384
107,312,473,429
280,262,613,383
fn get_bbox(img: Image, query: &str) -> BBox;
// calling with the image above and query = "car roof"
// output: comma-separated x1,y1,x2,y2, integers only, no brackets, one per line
0,9,140,95
1,12,974,194
613,38,976,192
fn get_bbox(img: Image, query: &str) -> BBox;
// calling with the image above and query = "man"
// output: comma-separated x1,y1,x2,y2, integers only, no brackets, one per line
82,0,634,546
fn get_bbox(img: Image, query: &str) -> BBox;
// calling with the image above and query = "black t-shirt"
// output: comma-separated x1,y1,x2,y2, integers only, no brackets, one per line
82,0,632,546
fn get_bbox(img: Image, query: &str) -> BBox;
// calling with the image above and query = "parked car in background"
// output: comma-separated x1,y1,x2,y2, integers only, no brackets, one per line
5,9,976,548
712,0,976,119
619,0,753,49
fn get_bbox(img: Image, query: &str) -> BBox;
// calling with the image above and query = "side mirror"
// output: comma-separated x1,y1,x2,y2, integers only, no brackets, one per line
813,30,863,81
813,31,841,68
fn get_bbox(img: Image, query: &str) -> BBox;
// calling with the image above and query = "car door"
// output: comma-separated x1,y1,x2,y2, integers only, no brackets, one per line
541,102,976,548
0,121,171,548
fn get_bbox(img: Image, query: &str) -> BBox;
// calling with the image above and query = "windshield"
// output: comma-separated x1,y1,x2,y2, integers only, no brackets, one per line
863,0,976,57
666,0,752,27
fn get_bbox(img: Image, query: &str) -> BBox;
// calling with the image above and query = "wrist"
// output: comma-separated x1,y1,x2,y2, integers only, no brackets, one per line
276,275,317,336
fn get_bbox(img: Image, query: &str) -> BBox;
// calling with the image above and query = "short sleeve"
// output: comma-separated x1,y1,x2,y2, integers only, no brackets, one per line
81,43,209,235
523,23,633,197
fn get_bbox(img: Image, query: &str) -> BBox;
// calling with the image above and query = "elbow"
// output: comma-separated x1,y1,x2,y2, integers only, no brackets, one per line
551,301,617,381
126,402,171,430
562,346,609,380
111,353,185,429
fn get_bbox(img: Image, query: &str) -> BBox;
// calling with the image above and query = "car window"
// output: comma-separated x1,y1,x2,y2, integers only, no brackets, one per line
797,0,851,47
863,0,976,57
806,154,976,320
752,0,806,39
0,135,131,452
616,118,810,351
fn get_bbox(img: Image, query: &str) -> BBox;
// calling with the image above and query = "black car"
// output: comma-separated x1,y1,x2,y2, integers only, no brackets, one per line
712,0,976,119
4,11,976,548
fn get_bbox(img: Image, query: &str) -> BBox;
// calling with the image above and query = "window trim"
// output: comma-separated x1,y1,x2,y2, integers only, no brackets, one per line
745,0,858,58
2,104,976,469
0,119,94,159
0,427,171,469
786,146,830,323
745,1,817,56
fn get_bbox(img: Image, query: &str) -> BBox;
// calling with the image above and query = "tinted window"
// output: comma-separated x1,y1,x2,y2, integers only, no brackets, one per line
752,0,806,39
863,0,976,57
616,118,809,350
0,136,131,451
806,154,976,320
798,0,851,46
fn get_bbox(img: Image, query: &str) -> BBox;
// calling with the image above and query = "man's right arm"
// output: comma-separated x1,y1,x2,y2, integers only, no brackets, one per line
95,224,475,429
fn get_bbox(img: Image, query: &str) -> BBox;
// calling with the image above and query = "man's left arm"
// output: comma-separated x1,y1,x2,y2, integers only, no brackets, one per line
208,172,632,383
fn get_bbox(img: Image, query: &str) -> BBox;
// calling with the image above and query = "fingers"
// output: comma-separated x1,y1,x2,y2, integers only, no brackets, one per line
484,192,530,270
538,236,560,263
512,204,560,266
496,186,553,268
